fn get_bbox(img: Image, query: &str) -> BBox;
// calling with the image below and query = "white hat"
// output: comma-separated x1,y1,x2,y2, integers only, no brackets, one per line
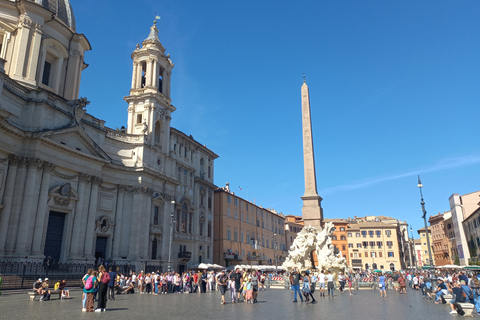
38,278,42,282
45,278,49,281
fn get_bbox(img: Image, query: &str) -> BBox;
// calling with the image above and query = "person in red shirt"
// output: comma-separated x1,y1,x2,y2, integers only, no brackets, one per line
193,272,199,293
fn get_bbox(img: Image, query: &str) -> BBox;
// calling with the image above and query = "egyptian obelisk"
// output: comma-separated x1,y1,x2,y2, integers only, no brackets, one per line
301,77,323,228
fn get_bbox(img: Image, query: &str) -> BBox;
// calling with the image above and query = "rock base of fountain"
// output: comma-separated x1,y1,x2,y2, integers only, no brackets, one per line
282,222,347,276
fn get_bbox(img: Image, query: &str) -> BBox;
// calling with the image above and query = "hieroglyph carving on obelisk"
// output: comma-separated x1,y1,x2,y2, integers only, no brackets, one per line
301,79,323,228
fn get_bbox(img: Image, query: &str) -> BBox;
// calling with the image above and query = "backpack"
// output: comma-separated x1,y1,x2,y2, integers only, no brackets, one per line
440,294,447,304
102,272,111,284
85,276,93,290
453,303,466,316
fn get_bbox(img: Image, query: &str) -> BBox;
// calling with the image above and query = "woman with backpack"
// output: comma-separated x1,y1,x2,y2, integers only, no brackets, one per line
84,270,98,312
96,265,109,312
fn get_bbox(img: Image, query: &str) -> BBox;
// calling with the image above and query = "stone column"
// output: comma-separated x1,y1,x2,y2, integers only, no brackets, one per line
131,62,138,89
163,69,168,97
83,176,100,259
0,155,19,254
111,185,125,259
15,159,42,254
136,62,142,88
146,59,153,87
153,60,158,88
68,173,89,259
6,158,28,252
53,57,64,92
30,163,54,257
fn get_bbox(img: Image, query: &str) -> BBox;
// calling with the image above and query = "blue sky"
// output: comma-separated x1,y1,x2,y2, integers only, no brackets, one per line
75,0,480,237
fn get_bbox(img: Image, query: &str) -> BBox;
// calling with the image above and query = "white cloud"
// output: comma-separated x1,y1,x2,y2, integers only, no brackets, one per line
320,153,480,195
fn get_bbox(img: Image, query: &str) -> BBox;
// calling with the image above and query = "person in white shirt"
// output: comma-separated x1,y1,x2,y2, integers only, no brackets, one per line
318,270,326,297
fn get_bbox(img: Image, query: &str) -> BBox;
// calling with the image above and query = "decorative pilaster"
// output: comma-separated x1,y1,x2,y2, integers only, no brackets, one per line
5,157,28,252
128,187,143,260
83,176,101,259
15,159,43,254
30,163,54,256
68,173,89,258
0,155,20,254
76,175,92,255
111,185,125,259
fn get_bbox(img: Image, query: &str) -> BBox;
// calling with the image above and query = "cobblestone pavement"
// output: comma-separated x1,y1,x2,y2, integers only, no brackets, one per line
0,287,458,320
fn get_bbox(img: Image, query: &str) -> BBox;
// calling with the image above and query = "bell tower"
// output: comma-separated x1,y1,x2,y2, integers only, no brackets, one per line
124,19,175,149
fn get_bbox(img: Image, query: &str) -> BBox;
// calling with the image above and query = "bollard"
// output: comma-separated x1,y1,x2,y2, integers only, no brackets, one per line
266,277,270,289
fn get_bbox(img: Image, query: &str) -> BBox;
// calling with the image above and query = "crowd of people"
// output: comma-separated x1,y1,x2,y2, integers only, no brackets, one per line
33,277,70,300
77,265,270,311
31,263,480,316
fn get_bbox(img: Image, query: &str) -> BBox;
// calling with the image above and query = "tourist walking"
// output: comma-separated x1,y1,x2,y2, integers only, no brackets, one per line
302,271,316,304
231,268,243,302
290,267,303,302
318,270,326,297
379,273,387,298
216,270,228,304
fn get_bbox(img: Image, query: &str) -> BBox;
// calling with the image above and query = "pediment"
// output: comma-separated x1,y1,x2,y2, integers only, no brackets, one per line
40,127,111,161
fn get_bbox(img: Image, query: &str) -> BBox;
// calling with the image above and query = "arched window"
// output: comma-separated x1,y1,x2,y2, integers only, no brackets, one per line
372,263,378,269
390,263,395,271
154,121,161,144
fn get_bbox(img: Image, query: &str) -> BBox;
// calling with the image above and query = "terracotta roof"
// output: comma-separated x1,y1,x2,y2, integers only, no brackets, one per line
347,224,360,231
324,218,350,224
357,221,397,229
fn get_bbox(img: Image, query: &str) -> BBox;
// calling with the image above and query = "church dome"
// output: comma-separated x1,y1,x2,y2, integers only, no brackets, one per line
27,0,76,30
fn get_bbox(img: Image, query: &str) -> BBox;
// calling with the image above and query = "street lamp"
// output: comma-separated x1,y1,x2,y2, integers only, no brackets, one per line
168,200,176,273
410,226,417,270
274,233,277,274
417,176,436,287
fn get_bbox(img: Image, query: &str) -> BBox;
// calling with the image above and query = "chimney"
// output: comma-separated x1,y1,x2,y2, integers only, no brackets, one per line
226,182,230,191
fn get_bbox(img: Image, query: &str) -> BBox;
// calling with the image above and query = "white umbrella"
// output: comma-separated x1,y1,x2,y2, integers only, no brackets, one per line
190,263,209,270
441,265,462,269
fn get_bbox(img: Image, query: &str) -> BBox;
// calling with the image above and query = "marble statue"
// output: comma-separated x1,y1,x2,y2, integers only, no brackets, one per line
283,222,347,275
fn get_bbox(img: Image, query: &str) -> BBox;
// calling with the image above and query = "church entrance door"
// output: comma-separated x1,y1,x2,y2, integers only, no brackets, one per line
44,211,66,263
95,236,108,262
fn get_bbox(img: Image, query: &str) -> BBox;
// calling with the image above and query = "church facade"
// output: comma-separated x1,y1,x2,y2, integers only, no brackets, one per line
0,0,217,272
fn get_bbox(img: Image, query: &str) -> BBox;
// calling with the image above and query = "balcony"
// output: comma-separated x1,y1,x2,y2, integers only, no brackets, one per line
247,254,268,261
223,253,239,260
178,251,192,262
251,240,262,250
